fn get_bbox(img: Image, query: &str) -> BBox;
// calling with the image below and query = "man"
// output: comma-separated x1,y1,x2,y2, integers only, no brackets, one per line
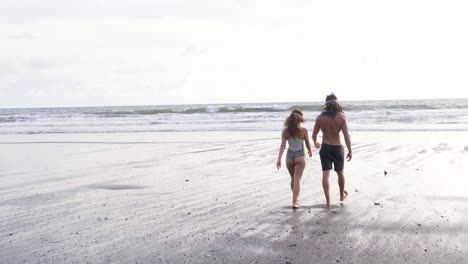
312,93,352,208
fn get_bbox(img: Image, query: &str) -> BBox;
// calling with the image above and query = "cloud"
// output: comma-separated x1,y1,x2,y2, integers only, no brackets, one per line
1,0,468,107
0,0,242,21
8,33,39,40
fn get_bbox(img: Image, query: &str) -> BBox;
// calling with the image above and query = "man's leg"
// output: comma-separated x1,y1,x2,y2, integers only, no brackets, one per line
322,170,331,208
337,171,348,201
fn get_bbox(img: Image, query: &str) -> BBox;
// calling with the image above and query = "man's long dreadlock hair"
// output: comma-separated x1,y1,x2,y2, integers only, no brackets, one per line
320,93,344,118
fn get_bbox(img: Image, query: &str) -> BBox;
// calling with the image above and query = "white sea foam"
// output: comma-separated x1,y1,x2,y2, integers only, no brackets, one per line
206,105,220,113
0,99,467,134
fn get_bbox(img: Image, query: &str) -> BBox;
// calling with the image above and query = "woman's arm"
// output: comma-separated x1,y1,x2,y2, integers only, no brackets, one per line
276,130,287,169
303,128,312,157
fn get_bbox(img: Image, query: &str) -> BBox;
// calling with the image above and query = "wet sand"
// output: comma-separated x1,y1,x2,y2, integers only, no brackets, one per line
1,131,467,263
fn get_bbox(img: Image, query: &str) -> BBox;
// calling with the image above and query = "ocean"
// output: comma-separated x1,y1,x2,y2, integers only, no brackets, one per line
0,98,467,134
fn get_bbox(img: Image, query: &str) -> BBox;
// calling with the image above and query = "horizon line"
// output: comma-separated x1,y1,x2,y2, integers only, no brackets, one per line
1,97,467,110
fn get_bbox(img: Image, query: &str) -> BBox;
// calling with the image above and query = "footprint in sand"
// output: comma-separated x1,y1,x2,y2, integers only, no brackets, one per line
432,143,450,151
386,146,402,152
88,184,146,190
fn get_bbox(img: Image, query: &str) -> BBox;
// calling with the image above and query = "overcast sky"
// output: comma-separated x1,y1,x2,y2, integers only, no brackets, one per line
1,0,468,108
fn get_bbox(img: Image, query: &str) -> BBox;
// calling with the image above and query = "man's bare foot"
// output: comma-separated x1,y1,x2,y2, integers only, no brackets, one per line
293,202,301,209
340,190,348,201
325,201,331,209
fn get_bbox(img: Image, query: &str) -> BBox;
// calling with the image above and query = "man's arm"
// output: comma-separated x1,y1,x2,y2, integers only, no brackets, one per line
276,130,287,169
342,116,352,161
312,116,321,148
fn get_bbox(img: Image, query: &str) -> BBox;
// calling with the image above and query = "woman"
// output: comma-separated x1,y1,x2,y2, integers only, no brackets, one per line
276,109,312,208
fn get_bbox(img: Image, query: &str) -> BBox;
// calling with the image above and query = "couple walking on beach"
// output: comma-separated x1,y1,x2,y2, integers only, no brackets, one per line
276,93,352,209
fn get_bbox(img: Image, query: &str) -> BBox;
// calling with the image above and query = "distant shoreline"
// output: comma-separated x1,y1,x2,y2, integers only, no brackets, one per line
1,97,467,110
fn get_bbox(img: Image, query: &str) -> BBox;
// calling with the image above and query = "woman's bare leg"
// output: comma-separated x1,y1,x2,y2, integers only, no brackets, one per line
322,170,331,208
292,157,306,208
286,159,295,191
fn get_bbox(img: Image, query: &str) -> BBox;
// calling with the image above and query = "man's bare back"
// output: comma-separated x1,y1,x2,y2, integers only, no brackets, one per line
312,113,351,158
315,113,347,146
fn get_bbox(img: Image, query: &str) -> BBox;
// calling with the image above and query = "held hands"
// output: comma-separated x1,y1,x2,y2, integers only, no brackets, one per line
315,142,321,149
276,159,281,169
308,151,312,158
346,152,352,161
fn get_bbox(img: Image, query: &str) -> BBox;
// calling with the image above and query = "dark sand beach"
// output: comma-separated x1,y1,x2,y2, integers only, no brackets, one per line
1,131,468,263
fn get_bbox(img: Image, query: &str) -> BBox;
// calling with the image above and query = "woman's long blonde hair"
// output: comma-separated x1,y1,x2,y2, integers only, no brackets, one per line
284,109,305,138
